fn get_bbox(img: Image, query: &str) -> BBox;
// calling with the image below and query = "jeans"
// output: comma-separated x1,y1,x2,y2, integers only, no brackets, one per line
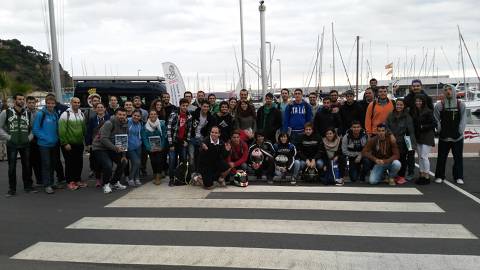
369,160,401,184
39,146,57,187
7,145,32,191
275,160,301,178
54,144,65,183
417,144,432,173
168,142,188,179
435,139,464,180
61,144,84,182
299,159,324,172
188,137,202,172
93,150,128,186
347,156,372,182
30,141,42,185
127,147,142,180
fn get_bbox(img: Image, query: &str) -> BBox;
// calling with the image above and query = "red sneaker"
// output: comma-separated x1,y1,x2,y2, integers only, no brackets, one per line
67,181,79,190
395,176,407,185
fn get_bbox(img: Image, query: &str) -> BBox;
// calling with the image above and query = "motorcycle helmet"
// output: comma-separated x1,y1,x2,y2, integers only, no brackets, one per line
233,170,248,187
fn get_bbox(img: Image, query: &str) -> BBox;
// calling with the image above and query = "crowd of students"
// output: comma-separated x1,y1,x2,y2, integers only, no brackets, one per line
0,79,467,196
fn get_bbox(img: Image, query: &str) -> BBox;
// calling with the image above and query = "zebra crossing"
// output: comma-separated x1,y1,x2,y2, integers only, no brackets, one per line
11,182,480,269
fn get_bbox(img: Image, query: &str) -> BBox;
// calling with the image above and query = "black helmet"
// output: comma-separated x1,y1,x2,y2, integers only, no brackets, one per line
302,167,318,182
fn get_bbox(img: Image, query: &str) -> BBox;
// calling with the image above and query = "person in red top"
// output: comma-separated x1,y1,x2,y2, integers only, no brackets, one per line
227,130,249,174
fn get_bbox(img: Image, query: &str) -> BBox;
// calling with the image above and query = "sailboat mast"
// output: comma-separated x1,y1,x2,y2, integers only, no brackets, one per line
355,36,360,100
332,22,336,88
458,25,467,100
319,27,325,92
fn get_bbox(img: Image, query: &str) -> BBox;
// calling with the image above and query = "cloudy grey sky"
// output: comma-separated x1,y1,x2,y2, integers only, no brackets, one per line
2,0,480,91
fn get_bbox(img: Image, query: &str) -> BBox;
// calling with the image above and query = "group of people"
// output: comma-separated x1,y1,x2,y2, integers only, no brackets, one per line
0,78,467,196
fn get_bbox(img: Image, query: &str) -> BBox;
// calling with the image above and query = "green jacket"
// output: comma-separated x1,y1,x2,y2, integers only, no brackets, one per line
59,108,86,145
0,107,32,147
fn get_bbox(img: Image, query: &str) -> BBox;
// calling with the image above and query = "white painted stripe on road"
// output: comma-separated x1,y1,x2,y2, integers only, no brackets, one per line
12,242,480,270
106,198,444,212
415,163,480,205
67,217,477,239
213,186,423,195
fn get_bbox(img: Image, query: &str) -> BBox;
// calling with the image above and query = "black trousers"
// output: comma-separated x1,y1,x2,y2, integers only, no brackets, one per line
7,145,32,192
435,139,464,180
61,144,84,182
200,160,229,188
93,150,127,186
149,151,165,174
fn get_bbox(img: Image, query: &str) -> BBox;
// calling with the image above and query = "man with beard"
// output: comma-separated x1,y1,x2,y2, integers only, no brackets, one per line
256,93,282,143
314,97,341,137
339,90,364,135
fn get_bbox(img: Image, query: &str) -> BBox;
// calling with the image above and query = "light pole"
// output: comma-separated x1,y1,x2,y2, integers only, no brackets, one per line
259,1,267,98
137,69,142,76
239,0,246,89
276,59,281,90
48,0,62,100
266,41,272,89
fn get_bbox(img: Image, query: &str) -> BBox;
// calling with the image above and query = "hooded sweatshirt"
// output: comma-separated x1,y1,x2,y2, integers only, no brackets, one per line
341,129,368,158
59,108,86,145
282,101,312,132
0,107,32,147
32,107,59,147
434,85,466,142
92,117,129,152
127,118,143,151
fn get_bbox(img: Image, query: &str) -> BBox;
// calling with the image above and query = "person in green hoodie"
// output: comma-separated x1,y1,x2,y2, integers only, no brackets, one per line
59,97,86,190
0,93,35,197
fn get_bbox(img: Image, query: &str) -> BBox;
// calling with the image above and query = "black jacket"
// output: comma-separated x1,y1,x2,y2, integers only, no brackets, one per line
411,107,436,146
404,90,434,111
339,101,364,135
191,109,215,139
256,105,282,142
297,133,322,160
198,137,229,170
314,107,341,137
214,113,234,142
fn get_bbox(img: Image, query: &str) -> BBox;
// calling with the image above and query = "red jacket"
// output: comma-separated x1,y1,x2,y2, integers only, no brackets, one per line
227,140,249,168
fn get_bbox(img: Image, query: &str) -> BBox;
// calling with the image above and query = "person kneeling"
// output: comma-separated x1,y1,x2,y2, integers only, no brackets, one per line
273,132,301,185
361,124,401,185
248,131,275,183
341,121,371,182
198,126,231,190
297,122,324,182
319,128,345,186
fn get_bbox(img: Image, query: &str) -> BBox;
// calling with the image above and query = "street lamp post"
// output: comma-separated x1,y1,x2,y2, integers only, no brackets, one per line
137,69,142,76
259,1,267,98
276,59,281,90
266,41,272,89
239,0,246,89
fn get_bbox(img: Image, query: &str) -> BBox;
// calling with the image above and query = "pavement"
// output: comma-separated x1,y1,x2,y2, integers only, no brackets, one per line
0,156,479,269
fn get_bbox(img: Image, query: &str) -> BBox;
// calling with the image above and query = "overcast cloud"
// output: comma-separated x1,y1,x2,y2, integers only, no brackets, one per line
1,0,479,91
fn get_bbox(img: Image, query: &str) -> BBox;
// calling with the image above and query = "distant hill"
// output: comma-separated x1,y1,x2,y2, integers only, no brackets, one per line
0,38,71,92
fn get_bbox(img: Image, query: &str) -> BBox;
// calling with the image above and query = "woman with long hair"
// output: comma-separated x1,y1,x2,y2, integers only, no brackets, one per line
126,110,143,187
142,110,167,185
234,100,257,142
319,128,345,186
228,97,238,118
150,98,166,121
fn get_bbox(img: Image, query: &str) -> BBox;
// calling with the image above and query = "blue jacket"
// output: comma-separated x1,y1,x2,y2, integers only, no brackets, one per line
141,120,167,152
32,108,59,147
127,119,143,151
282,101,312,132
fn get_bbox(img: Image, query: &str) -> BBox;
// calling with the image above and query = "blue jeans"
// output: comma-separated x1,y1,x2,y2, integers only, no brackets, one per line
369,160,401,184
39,146,57,187
169,143,188,179
7,145,32,191
188,137,202,172
275,160,301,178
127,147,142,180
299,159,325,172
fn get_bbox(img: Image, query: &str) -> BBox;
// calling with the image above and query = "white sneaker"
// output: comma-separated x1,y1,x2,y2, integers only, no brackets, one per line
113,181,127,190
456,179,464,185
434,178,443,184
135,179,142,186
103,184,112,194
127,179,135,187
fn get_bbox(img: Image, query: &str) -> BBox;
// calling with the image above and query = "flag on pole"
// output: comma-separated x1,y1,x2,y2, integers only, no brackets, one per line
162,62,186,106
385,63,393,69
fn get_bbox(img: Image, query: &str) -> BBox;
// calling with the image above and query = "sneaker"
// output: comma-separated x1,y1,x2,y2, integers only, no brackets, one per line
103,183,112,194
456,179,465,185
218,178,226,187
290,179,297,185
335,179,345,186
168,178,175,187
45,186,54,194
67,181,79,191
388,178,396,186
395,176,407,185
135,179,142,186
77,181,88,188
434,178,443,184
406,174,415,181
5,190,16,197
113,181,127,190
24,187,38,194
95,179,102,188
127,179,136,187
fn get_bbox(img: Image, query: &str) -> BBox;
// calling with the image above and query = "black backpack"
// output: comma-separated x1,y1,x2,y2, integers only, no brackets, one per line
174,160,193,186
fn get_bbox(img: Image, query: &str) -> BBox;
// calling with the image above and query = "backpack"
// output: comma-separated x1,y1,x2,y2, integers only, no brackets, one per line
174,160,193,185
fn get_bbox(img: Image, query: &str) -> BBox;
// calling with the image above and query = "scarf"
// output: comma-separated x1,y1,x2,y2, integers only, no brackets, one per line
322,136,340,160
146,118,161,132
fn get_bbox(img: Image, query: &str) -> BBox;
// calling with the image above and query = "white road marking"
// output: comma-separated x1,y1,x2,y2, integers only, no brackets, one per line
213,186,423,195
12,242,480,270
67,217,477,239
106,198,444,212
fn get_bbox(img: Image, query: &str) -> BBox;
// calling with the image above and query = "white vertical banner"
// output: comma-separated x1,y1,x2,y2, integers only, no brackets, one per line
162,62,186,106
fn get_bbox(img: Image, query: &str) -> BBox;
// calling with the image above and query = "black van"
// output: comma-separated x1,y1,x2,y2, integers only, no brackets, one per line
73,76,167,109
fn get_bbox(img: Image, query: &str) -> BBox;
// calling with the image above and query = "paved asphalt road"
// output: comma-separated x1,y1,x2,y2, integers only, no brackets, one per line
0,156,479,269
